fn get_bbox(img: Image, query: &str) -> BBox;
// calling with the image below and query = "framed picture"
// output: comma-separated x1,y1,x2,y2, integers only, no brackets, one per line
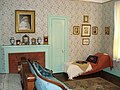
44,36,48,45
73,26,80,35
15,10,35,33
82,38,90,45
105,26,110,35
16,40,21,45
92,26,98,35
81,24,91,37
83,15,89,23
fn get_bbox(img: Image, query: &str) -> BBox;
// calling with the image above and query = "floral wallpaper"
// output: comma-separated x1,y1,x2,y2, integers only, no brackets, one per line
102,1,114,56
0,0,117,71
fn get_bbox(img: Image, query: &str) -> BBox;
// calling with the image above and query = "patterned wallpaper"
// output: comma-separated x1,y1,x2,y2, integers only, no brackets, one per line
102,1,114,57
0,0,114,62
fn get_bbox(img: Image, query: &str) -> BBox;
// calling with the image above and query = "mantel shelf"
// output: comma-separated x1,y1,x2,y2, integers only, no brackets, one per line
2,45,50,48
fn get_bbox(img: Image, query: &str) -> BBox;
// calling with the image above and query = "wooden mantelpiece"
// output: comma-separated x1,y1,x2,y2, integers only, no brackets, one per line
1,45,50,73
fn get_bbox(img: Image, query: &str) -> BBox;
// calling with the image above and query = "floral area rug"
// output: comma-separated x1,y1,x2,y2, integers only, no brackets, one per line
64,77,120,90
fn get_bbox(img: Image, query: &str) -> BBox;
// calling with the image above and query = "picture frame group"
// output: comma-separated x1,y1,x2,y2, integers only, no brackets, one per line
15,10,35,33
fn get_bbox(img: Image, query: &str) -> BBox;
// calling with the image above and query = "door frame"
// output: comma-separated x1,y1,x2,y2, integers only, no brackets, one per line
48,16,68,71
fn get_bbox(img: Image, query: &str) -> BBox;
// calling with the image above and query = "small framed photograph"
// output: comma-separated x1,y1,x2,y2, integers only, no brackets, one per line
16,40,21,45
82,38,90,45
15,10,35,33
105,26,110,35
92,26,98,35
83,15,89,23
44,36,48,45
81,24,91,37
73,26,80,35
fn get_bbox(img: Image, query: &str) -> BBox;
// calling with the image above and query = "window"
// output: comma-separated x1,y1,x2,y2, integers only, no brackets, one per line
113,1,120,60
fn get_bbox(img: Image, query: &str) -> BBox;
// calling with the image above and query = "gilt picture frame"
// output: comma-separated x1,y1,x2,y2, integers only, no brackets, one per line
15,10,35,33
83,15,89,23
73,26,80,35
105,26,110,35
81,24,91,37
92,26,98,35
82,38,90,45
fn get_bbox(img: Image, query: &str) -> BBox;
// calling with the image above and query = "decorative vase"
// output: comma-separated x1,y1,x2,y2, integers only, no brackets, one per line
37,37,42,45
10,37,15,45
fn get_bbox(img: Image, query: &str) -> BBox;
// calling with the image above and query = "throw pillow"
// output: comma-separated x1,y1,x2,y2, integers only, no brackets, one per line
86,55,98,64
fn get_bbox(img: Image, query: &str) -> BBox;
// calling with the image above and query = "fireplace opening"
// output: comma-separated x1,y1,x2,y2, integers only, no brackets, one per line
9,52,45,73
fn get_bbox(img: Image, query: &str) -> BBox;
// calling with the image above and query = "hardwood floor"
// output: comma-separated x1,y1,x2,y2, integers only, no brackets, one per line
53,71,120,87
53,71,101,82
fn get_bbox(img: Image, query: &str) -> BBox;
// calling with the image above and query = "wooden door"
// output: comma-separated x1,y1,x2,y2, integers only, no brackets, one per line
48,16,68,73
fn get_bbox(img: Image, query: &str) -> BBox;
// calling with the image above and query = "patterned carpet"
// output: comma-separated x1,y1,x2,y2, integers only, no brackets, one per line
64,77,120,90
0,74,22,90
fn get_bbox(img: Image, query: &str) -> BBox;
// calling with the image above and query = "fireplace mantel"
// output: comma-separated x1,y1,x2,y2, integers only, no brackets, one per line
1,45,50,73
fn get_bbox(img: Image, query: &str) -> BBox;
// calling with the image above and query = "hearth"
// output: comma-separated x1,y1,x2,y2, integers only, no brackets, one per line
9,52,45,73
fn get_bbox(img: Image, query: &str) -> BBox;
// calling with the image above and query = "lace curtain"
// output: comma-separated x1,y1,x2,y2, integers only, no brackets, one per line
113,1,120,60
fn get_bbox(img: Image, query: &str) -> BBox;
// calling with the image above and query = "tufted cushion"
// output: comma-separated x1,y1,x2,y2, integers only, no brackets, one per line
33,61,53,77
86,55,98,64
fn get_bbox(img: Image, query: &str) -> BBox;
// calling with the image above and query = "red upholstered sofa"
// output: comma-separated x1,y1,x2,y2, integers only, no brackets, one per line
65,53,113,79
81,53,113,76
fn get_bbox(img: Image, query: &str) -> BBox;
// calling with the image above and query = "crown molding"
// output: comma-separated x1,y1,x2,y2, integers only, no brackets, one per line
71,0,111,3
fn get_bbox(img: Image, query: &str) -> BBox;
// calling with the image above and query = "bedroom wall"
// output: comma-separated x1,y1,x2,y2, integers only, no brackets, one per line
102,1,114,56
102,1,120,77
0,0,116,73
0,0,2,72
0,0,2,44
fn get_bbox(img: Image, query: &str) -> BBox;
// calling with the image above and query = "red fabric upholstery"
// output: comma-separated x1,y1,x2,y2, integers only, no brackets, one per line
81,53,113,76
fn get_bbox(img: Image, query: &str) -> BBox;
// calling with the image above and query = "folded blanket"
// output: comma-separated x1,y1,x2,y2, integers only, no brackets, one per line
72,61,89,71
65,61,92,79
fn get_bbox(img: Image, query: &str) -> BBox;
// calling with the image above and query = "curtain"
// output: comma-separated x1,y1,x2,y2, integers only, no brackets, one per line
113,1,120,60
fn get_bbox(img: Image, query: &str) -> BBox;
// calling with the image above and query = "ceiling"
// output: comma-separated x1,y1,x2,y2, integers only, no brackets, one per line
71,0,111,3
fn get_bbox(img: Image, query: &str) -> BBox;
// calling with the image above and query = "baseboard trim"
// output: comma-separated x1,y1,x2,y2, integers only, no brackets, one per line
101,71,120,86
